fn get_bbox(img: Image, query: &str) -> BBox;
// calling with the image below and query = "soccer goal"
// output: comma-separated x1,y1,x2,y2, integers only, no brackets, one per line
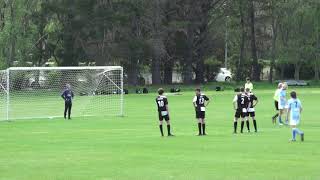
0,66,124,121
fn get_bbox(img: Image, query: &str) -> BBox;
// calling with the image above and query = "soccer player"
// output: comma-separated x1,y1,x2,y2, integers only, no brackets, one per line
272,83,282,124
245,77,253,92
246,88,258,132
278,83,288,125
155,88,173,137
61,84,74,120
233,87,251,133
287,91,304,142
193,88,210,136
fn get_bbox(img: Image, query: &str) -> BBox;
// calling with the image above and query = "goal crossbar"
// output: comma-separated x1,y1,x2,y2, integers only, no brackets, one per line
1,66,124,121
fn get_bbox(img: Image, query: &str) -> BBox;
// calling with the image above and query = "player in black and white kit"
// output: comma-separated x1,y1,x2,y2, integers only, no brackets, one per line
233,87,251,133
193,88,210,136
246,88,259,132
155,88,174,137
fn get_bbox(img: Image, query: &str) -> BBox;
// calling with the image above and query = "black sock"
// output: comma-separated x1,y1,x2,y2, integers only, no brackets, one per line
167,125,171,135
198,123,202,135
246,121,250,131
159,125,164,136
234,121,237,133
202,124,206,134
273,113,279,119
240,121,244,133
253,120,257,131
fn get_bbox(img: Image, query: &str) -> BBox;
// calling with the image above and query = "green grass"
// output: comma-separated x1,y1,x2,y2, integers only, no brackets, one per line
0,87,320,180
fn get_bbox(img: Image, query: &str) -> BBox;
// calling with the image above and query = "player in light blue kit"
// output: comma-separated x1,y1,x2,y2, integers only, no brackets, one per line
287,91,304,142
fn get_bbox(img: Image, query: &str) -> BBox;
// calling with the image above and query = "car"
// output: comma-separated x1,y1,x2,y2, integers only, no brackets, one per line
280,80,309,86
215,68,232,82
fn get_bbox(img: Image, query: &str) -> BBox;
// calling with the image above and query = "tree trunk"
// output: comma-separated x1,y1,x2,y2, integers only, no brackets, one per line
152,55,161,85
269,14,277,83
163,59,173,84
280,65,285,80
8,1,15,67
249,0,260,81
294,63,300,80
127,61,139,86
195,59,205,84
314,62,319,81
236,0,246,82
183,28,194,84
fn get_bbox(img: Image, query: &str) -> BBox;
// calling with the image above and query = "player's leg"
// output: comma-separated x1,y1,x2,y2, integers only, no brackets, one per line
196,111,202,136
291,119,304,141
165,116,173,136
245,115,250,132
158,113,164,136
64,102,68,119
278,109,284,125
68,103,72,119
251,112,257,132
234,111,240,133
240,118,245,133
272,101,279,124
290,125,297,141
202,118,206,135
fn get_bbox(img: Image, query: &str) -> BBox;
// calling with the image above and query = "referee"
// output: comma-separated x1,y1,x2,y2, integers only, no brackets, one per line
61,84,74,120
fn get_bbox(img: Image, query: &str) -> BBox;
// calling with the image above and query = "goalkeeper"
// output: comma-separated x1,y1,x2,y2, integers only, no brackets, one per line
61,84,74,120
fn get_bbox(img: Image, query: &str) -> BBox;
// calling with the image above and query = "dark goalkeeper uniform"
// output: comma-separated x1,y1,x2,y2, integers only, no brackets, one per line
193,94,210,119
156,95,169,121
61,89,74,119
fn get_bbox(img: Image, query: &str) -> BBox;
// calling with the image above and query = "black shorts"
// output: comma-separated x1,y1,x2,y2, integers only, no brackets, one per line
248,111,255,117
274,101,279,110
158,111,170,121
235,109,247,118
196,111,205,119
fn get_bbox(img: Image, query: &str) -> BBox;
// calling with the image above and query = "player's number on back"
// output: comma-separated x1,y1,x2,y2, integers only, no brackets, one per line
157,100,165,107
241,98,245,104
199,98,205,105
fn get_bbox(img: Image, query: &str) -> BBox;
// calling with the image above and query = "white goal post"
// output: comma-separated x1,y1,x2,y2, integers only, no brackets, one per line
0,66,124,121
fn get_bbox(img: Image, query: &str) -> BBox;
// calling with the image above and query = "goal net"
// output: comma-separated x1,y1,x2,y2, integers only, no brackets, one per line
0,66,123,121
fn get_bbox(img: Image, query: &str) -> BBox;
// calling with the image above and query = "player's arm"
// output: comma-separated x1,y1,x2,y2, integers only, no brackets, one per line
286,107,291,120
253,97,258,107
164,98,169,114
232,95,237,110
61,91,65,100
205,96,210,107
247,102,251,111
72,91,74,98
193,96,197,108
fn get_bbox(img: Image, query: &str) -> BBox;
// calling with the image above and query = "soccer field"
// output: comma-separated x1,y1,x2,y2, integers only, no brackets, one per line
0,88,319,180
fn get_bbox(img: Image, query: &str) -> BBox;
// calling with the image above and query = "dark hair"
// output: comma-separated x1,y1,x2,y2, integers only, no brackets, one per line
240,87,245,92
245,88,250,92
290,91,297,99
158,88,164,95
195,88,201,92
246,77,250,81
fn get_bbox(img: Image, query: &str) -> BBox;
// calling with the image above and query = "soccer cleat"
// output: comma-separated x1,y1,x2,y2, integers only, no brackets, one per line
203,133,207,136
289,139,296,142
168,134,175,137
301,133,304,142
197,134,203,136
279,123,283,126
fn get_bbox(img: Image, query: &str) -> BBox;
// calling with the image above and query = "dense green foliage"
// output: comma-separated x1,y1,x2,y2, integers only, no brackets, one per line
0,0,319,84
0,88,319,180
